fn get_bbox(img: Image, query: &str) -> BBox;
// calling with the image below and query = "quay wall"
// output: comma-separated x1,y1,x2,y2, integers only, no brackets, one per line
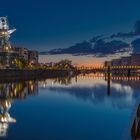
0,69,72,82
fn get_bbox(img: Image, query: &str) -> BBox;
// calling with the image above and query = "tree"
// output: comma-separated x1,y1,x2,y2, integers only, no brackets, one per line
54,59,75,70
15,58,27,69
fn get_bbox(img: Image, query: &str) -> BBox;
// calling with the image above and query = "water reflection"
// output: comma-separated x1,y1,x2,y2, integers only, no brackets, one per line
53,77,72,85
0,75,140,139
0,99,15,137
0,81,38,137
39,75,140,140
40,75,140,106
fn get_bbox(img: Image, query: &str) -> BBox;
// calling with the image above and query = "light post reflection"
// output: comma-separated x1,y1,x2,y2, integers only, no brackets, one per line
0,81,38,137
0,75,139,139
0,99,15,137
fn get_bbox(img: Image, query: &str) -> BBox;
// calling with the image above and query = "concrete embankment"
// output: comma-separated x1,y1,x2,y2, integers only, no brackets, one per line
0,69,73,82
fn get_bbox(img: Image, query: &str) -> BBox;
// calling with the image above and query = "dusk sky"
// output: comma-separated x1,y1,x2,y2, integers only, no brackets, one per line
1,0,140,66
1,0,140,50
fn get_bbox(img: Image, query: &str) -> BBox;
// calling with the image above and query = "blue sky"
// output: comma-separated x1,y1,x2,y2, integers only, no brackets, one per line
1,0,140,51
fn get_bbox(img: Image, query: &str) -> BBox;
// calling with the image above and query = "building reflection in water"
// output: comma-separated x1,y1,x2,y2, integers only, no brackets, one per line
39,74,140,140
39,74,140,135
44,74,140,92
0,99,15,137
39,74,140,107
0,74,140,138
0,81,38,137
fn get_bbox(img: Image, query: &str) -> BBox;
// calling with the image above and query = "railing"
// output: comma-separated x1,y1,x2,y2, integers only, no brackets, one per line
77,66,140,70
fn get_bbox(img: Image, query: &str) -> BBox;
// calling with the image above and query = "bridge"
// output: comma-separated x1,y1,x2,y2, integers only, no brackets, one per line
77,65,140,70
77,75,140,81
76,66,140,76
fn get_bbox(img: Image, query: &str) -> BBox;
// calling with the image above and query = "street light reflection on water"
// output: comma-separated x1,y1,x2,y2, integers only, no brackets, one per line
0,81,38,137
0,74,140,140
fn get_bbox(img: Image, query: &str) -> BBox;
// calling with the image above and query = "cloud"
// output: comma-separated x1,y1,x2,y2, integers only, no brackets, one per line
134,20,140,35
89,35,104,43
42,39,130,56
110,32,135,39
94,40,129,54
39,20,140,56
110,20,140,39
131,38,140,53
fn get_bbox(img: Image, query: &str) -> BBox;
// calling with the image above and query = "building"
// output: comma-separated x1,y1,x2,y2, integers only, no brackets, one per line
14,47,28,61
104,61,111,67
0,51,19,67
131,54,140,66
0,17,16,67
111,59,121,66
121,56,131,66
0,46,19,67
28,50,38,64
0,17,39,69
107,53,140,67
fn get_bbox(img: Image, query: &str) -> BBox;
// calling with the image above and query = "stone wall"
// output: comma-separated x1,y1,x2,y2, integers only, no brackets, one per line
0,69,71,82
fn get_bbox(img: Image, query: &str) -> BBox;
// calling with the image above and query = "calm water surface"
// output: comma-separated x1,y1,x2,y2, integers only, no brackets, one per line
0,74,140,140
